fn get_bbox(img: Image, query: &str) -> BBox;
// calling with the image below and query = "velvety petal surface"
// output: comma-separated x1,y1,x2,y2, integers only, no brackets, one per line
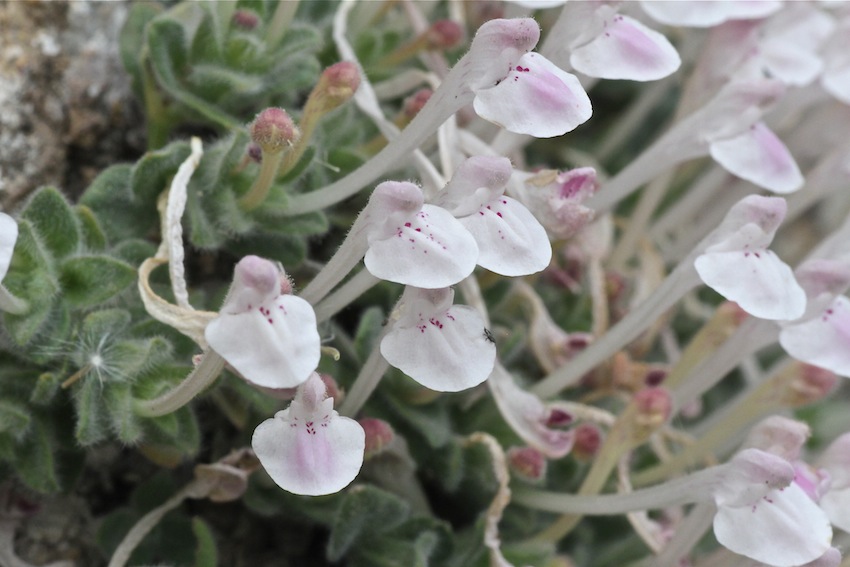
365,204,479,288
640,1,781,28
459,195,552,276
709,122,803,194
780,296,850,377
714,482,833,567
206,294,321,389
380,287,496,392
570,14,681,81
695,248,806,321
252,374,365,496
473,52,592,137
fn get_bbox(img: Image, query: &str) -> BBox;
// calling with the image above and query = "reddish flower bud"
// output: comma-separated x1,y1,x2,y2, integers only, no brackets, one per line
426,20,465,50
359,417,395,459
507,446,547,482
307,62,361,116
633,387,672,430
572,422,602,461
402,89,433,121
250,108,299,154
231,10,260,30
320,373,344,404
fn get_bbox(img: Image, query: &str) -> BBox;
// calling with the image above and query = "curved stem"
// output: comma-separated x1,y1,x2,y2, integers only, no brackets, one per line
240,150,285,210
299,214,370,306
314,268,381,324
133,350,226,417
108,486,194,567
338,339,390,418
532,263,698,398
0,285,29,315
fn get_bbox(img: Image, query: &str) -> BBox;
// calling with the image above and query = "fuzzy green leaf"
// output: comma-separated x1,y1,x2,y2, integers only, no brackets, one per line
59,255,136,308
30,372,62,406
130,140,192,205
74,377,109,445
81,308,133,338
21,187,80,259
224,232,306,268
0,399,31,440
381,391,452,449
328,486,410,562
75,205,108,251
354,306,385,363
15,417,60,493
106,382,144,444
2,220,60,345
147,18,241,129
119,1,164,96
79,164,150,242
192,517,218,567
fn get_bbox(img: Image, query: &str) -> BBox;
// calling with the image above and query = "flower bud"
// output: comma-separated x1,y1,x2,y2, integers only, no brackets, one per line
545,408,574,428
507,446,547,482
780,362,838,407
250,108,299,154
402,89,432,122
359,417,395,460
633,387,672,432
426,20,464,50
307,62,361,116
320,373,344,405
231,9,259,30
572,422,602,462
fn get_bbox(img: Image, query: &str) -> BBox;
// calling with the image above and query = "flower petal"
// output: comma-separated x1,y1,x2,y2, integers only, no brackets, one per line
714,482,833,567
488,363,574,458
780,296,850,377
695,248,806,321
365,204,479,288
252,377,365,496
473,52,592,138
0,212,18,283
205,294,321,389
459,196,552,277
570,14,681,81
640,1,781,28
380,287,496,392
709,123,803,194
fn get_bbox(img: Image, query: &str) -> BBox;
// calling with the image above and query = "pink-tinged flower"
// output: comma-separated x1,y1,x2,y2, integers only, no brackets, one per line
640,1,781,28
712,449,833,567
510,167,598,240
252,373,365,496
568,5,681,82
694,195,806,321
780,295,850,378
817,432,850,533
488,363,574,458
364,181,479,288
205,256,320,389
779,258,850,377
436,156,552,276
709,122,804,195
821,19,850,105
467,19,592,137
0,212,16,284
380,286,496,392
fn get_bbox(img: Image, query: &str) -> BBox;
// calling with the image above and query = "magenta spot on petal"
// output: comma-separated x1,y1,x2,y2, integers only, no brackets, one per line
404,222,412,227
267,318,273,324
496,212,503,218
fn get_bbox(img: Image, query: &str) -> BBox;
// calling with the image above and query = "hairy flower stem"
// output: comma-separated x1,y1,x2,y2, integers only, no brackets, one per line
314,269,381,324
514,460,728,517
282,65,473,216
337,340,390,418
532,263,698,398
265,0,299,48
651,501,715,566
299,213,370,306
0,285,28,315
240,149,285,211
133,350,226,417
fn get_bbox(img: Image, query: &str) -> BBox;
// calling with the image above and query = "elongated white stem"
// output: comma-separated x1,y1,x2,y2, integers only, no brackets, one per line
338,339,390,417
283,65,473,216
513,462,726,515
671,318,778,410
133,350,226,417
532,262,699,398
108,486,195,567
299,214,371,306
314,269,381,323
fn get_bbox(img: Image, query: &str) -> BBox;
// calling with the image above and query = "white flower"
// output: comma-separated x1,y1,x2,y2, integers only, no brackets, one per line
380,286,496,392
205,256,320,389
252,373,365,496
